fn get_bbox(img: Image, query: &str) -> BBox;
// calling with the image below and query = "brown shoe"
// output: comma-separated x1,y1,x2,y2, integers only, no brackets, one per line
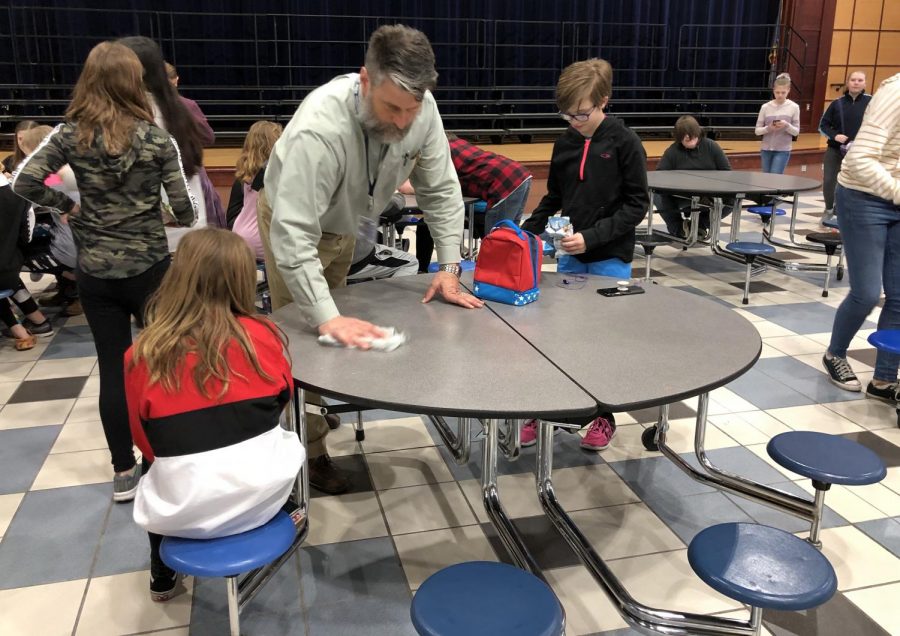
324,413,341,430
61,299,83,316
308,454,350,495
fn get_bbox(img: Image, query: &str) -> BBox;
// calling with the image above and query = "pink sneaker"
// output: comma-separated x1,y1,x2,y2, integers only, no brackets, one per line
580,416,616,451
521,419,538,447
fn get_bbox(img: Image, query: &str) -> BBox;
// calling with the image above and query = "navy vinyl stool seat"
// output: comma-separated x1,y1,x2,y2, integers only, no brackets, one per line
806,232,843,297
725,242,776,305
767,431,886,546
866,330,900,428
689,523,836,621
161,511,299,635
411,561,564,636
746,206,787,219
0,289,13,300
635,233,672,283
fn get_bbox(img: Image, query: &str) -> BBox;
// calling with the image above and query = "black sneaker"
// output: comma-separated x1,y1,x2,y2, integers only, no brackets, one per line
149,557,179,602
822,354,861,391
865,381,898,405
23,318,53,338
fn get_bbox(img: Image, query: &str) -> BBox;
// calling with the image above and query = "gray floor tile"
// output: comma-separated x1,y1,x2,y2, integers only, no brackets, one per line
0,483,110,589
298,537,412,610
763,590,891,636
642,491,754,544
437,439,536,481
835,431,900,468
682,446,792,485
755,357,864,404
190,552,305,636
725,366,817,410
0,425,61,495
518,428,607,470
609,455,717,501
92,500,150,577
725,480,848,534
305,595,418,636
856,517,900,558
746,302,872,336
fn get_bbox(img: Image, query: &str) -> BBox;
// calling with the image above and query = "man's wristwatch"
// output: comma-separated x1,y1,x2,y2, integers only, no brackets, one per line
438,263,462,278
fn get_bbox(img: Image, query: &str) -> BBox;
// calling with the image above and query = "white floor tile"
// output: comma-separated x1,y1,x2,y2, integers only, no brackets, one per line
304,492,388,546
813,525,900,591
766,404,866,435
366,445,455,490
844,582,900,635
0,399,75,430
0,578,87,636
379,482,477,535
393,525,497,590
30,448,112,490
25,357,96,380
358,416,436,453
543,565,631,634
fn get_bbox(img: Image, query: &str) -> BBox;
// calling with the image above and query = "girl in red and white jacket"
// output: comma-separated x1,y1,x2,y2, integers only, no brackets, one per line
125,228,304,602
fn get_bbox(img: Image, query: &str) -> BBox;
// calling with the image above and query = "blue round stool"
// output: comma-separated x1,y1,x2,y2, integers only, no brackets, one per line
725,241,775,305
868,330,900,429
805,232,843,297
767,431,886,546
161,511,298,636
746,206,787,220
689,522,836,628
0,289,13,300
411,561,564,636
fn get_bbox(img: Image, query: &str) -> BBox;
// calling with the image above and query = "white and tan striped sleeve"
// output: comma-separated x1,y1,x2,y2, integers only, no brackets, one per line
838,74,900,205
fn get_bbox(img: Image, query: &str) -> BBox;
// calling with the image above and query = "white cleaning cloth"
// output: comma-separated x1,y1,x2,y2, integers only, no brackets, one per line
317,326,407,352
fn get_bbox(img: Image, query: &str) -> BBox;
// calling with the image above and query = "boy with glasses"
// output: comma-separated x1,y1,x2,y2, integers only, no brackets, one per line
520,58,648,452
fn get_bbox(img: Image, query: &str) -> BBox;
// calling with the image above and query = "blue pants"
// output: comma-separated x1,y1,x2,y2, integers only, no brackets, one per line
558,255,631,278
828,185,900,381
483,178,532,234
760,150,790,174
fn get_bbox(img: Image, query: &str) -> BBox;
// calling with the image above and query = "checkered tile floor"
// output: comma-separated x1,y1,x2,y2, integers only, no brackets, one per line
1,190,898,636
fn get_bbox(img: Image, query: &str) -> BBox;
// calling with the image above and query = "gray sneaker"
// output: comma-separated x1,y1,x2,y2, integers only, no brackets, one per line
113,464,142,502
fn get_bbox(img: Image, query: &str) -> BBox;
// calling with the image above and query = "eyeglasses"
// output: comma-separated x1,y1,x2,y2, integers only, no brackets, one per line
558,106,596,122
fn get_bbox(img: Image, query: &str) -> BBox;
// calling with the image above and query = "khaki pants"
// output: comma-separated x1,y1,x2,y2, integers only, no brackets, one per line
257,188,356,458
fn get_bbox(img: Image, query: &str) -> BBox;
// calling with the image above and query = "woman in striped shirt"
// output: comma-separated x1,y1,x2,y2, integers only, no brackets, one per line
822,73,900,402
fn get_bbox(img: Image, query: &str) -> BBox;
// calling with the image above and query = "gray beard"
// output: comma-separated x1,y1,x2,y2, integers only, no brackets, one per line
359,93,410,144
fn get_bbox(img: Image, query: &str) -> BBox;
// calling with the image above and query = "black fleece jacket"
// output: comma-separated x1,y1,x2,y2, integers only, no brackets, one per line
819,91,872,150
522,116,648,264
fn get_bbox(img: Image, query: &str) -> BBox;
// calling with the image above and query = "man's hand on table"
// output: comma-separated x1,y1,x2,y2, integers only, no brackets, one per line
318,316,387,349
422,271,484,308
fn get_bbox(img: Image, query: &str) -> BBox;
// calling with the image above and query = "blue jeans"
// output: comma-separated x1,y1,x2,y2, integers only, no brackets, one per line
829,185,900,381
483,178,532,234
558,255,631,278
760,150,790,174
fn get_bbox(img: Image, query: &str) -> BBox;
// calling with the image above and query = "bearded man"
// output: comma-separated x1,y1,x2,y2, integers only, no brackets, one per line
266,24,482,493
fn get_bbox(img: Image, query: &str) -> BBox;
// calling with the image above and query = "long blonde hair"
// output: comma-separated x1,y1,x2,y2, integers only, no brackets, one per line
66,41,154,155
131,228,288,399
235,121,282,183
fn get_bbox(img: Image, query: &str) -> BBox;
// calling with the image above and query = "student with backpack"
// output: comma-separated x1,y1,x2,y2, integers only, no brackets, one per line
125,228,304,602
520,58,648,452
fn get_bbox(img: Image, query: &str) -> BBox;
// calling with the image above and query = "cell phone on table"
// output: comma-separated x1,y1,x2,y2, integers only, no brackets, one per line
597,285,645,297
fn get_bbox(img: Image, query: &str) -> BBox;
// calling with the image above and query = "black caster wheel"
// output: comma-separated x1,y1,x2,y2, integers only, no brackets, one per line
641,426,659,451
355,429,365,441
836,266,844,281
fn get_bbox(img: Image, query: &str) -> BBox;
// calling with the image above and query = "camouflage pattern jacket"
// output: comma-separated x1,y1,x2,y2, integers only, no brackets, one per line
12,120,197,279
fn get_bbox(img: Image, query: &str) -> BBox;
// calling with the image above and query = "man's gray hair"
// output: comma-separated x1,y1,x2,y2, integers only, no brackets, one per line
364,24,438,101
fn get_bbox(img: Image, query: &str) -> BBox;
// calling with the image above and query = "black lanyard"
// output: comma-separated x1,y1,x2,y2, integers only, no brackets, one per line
364,133,389,198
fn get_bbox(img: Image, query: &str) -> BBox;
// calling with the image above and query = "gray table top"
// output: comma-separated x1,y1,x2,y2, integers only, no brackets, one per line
271,275,597,419
272,272,761,418
648,170,821,196
473,272,762,411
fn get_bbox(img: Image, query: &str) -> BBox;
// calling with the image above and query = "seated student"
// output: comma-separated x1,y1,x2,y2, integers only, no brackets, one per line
1,120,39,176
0,173,52,350
125,228,305,601
18,125,82,316
227,121,283,259
654,115,733,240
347,193,419,282
406,134,533,272
521,58,648,452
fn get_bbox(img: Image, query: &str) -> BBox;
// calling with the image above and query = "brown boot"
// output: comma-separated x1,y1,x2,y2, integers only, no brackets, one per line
61,299,83,316
308,454,350,495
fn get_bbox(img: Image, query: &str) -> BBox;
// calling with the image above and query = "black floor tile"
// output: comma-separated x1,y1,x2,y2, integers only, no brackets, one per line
763,591,891,636
480,514,581,570
836,430,900,468
728,280,787,293
310,453,374,499
8,376,87,403
847,348,877,368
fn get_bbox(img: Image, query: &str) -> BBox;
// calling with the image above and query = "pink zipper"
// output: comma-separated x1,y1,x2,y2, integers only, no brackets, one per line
579,138,591,181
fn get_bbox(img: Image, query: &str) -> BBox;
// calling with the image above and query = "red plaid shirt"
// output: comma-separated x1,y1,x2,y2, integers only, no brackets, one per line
449,138,531,209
